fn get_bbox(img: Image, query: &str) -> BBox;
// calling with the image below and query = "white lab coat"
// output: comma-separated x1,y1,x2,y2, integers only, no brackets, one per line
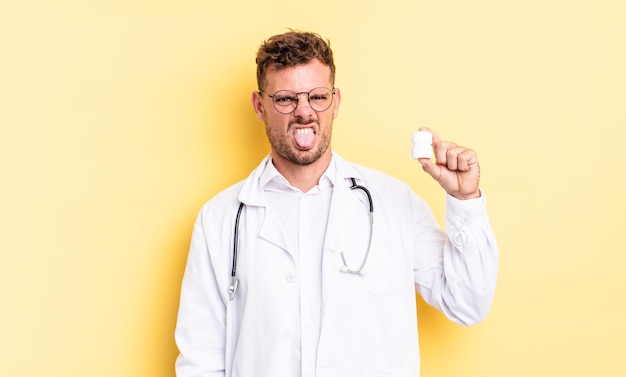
175,153,498,377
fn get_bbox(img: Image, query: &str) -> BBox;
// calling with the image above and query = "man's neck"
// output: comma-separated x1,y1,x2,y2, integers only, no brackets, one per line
271,153,332,192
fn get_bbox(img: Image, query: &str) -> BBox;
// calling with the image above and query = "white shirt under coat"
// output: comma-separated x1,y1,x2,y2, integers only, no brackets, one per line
175,153,499,377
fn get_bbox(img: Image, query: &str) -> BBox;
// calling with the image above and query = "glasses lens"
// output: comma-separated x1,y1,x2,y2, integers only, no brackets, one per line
272,90,298,114
308,88,334,112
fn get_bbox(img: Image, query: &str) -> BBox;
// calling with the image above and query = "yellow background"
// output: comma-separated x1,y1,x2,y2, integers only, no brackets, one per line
1,0,625,376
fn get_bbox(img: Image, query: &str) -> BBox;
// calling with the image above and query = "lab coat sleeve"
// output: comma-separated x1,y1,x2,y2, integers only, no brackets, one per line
413,190,499,326
175,207,227,377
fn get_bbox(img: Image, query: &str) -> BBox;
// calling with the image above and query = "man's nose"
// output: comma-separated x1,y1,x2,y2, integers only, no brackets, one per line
293,93,314,115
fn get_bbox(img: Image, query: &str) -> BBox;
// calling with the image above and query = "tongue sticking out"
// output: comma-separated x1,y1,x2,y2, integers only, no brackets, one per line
293,128,315,149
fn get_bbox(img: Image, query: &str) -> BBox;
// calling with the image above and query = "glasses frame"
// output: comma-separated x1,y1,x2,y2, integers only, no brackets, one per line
259,87,336,114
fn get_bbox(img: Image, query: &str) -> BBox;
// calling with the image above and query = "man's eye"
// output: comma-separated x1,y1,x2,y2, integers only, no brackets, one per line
310,95,328,101
275,96,296,104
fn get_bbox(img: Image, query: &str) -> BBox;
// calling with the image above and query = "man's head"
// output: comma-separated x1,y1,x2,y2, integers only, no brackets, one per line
251,31,341,172
255,31,336,92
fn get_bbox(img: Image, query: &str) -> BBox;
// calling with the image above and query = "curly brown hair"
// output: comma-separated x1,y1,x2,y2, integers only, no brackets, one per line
255,30,336,91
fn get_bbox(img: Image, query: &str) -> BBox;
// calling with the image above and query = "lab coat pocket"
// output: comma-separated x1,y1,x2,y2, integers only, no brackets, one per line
316,364,417,377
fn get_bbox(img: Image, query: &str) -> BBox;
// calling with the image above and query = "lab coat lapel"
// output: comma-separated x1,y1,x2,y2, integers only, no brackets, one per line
238,155,293,259
257,210,291,256
320,155,394,300
321,158,368,308
323,178,363,257
323,154,395,258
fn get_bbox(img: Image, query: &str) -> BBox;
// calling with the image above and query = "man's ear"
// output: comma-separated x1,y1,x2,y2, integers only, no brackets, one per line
251,91,265,122
332,87,341,119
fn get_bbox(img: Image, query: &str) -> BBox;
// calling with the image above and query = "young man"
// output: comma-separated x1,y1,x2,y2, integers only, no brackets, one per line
175,31,498,377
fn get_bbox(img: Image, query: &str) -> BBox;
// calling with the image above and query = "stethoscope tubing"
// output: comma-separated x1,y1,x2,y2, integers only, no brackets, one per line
229,202,244,300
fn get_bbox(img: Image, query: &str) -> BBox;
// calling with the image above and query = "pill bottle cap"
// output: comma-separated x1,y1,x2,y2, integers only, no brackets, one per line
412,130,432,144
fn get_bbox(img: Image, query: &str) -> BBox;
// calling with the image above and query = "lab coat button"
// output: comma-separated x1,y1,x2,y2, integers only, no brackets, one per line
285,272,295,283
282,330,291,339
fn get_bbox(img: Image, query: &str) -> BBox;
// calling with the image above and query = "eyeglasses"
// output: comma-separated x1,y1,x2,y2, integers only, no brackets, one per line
259,87,335,114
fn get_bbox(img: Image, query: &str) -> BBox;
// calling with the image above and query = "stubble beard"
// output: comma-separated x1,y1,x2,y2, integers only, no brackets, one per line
266,120,331,166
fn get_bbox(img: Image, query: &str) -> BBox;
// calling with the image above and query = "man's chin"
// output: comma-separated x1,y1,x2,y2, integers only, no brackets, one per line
287,148,325,166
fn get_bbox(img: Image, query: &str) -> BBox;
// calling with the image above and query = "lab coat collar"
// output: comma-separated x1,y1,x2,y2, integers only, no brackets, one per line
237,155,272,207
259,155,336,193
238,153,343,206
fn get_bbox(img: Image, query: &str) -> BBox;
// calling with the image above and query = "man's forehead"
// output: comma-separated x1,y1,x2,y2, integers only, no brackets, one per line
263,61,332,90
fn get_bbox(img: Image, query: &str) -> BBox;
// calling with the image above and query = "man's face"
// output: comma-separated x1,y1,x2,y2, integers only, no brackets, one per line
252,59,341,167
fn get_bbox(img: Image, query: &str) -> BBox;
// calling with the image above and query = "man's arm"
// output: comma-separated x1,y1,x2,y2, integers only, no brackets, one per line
175,209,227,377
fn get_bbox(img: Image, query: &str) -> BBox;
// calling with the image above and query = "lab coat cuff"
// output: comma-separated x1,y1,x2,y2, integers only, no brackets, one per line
445,188,488,227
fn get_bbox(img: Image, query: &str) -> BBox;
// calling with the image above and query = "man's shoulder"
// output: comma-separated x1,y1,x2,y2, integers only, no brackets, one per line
201,155,271,211
196,179,245,217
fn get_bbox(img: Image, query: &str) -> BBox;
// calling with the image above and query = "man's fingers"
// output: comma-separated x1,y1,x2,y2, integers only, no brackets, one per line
416,130,481,199
456,149,478,172
435,142,477,172
434,141,456,167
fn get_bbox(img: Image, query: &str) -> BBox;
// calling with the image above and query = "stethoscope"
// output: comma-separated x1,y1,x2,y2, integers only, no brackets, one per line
228,178,374,300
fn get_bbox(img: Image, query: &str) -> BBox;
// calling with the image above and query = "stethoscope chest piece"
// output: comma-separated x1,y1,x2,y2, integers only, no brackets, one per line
229,276,239,301
340,264,367,276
